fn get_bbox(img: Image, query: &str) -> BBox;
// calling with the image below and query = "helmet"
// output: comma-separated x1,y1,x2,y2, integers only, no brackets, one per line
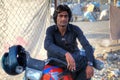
1,45,27,75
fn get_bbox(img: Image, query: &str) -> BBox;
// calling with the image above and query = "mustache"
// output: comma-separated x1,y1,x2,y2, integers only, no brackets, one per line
61,26,66,27
61,25,68,27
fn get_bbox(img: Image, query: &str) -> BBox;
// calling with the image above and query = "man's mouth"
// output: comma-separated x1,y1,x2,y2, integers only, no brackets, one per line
61,26,66,27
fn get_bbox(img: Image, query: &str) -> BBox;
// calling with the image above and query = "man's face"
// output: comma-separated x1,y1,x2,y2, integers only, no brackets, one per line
56,11,69,27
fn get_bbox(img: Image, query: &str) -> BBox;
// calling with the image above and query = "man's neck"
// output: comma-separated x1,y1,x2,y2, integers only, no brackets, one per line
58,25,67,36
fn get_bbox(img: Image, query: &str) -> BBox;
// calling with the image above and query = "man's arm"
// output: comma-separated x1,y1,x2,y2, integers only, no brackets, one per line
75,27,94,63
75,27,94,79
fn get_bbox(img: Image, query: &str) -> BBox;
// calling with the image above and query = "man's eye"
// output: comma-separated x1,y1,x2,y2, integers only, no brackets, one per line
59,15,63,17
64,15,68,18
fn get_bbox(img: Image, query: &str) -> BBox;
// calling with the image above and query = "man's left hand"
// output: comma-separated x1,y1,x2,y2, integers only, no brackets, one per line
86,65,94,79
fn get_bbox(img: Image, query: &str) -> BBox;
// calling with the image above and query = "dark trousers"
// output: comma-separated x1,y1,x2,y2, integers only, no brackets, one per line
72,67,91,80
48,52,90,80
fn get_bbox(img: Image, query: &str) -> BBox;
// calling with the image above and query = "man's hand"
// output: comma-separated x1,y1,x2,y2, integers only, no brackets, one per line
65,52,76,71
86,65,94,79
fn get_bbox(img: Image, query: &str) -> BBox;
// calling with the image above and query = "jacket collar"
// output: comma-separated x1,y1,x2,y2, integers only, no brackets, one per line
54,24,71,32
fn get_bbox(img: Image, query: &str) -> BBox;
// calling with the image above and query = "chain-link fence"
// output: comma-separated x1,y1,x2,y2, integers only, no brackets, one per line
0,0,50,79
0,0,50,80
0,0,50,58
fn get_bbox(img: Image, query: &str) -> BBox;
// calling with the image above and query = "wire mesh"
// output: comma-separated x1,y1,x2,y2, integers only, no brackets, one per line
0,0,50,59
0,0,50,79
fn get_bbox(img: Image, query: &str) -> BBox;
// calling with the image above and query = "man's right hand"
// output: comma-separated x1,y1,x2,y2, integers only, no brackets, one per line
65,52,76,71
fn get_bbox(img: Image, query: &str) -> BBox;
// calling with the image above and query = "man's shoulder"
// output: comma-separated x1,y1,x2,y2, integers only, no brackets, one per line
47,25,56,30
69,24,81,31
48,24,56,28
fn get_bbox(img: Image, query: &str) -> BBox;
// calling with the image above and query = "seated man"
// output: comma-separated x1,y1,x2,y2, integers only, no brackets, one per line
44,4,103,80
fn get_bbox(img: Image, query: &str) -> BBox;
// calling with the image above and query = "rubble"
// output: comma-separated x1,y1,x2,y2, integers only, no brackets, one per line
92,50,120,80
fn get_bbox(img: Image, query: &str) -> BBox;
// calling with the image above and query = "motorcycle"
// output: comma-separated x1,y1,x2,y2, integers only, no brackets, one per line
1,45,73,80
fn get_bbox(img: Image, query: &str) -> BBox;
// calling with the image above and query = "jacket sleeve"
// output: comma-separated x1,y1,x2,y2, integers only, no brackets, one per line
44,27,67,58
75,27,94,63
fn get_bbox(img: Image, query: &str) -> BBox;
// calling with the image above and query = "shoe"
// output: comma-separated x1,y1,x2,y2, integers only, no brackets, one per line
93,59,104,70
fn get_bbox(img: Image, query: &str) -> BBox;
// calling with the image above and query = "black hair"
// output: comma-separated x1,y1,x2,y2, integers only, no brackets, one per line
53,4,72,24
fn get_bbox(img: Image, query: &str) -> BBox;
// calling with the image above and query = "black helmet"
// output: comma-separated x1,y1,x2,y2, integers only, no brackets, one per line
1,45,27,75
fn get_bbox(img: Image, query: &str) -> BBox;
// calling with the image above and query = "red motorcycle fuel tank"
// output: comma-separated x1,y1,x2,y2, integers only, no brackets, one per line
41,65,73,80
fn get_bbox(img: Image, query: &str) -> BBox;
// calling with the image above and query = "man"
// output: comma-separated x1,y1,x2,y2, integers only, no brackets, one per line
44,4,94,80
